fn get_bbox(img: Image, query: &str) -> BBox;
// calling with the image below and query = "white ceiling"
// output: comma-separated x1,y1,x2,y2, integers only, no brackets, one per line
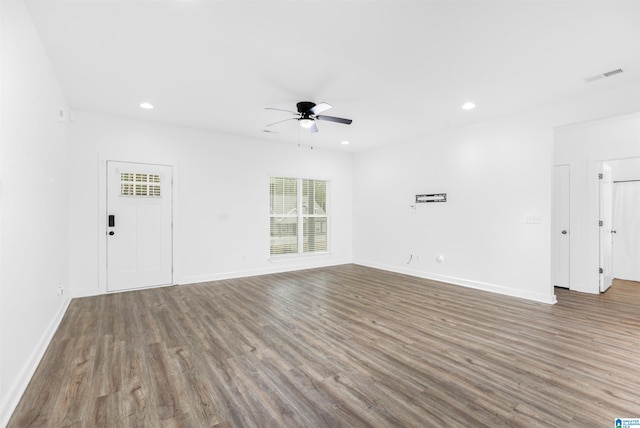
25,0,640,152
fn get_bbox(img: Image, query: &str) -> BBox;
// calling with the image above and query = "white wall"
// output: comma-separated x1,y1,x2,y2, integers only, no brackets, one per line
0,1,71,423
353,115,556,303
555,113,640,293
354,83,640,304
68,111,353,296
609,157,640,181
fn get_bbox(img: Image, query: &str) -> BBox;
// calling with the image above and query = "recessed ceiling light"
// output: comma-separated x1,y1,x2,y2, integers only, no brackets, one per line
140,102,154,110
462,102,475,110
341,141,350,145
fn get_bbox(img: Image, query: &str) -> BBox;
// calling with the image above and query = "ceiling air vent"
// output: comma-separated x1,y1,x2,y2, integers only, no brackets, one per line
603,68,623,77
585,68,624,83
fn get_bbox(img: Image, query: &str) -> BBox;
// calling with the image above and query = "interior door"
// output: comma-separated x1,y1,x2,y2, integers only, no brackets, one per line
612,181,640,282
599,163,613,292
107,161,173,292
552,165,570,288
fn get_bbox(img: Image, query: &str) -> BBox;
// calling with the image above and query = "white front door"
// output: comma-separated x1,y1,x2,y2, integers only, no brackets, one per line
552,165,570,288
107,161,173,292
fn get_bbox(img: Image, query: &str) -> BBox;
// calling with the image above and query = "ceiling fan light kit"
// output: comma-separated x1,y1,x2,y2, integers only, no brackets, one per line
265,101,353,134
299,116,315,128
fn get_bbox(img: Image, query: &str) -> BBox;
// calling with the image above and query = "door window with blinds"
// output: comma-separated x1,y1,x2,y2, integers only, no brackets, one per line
120,173,161,197
270,177,329,256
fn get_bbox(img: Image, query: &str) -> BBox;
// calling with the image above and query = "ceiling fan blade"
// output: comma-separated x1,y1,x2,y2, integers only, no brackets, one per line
266,117,297,127
309,122,319,133
316,115,353,125
309,102,332,115
265,107,298,115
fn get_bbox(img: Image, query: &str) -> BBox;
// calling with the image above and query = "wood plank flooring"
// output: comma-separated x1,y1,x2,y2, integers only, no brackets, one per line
8,265,640,427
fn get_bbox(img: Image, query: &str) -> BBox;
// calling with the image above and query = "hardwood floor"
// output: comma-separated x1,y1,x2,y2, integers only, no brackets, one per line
8,265,640,427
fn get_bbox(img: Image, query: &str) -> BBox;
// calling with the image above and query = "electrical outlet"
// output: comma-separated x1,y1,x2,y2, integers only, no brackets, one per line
57,282,64,296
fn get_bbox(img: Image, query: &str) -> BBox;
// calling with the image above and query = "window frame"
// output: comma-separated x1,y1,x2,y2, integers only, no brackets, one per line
269,176,330,258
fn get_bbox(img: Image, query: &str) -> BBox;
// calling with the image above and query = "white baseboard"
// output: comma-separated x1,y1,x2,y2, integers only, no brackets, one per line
71,259,352,298
0,297,72,427
176,259,351,286
353,259,557,304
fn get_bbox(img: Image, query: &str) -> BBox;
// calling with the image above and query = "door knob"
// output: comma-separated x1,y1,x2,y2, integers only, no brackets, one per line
109,231,115,236
611,230,617,234
561,230,568,235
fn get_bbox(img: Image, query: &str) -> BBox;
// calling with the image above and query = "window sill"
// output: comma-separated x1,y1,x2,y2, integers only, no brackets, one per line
268,251,333,263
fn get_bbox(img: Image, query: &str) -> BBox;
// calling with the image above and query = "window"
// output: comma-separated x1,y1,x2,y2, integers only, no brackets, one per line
120,172,161,197
270,177,329,256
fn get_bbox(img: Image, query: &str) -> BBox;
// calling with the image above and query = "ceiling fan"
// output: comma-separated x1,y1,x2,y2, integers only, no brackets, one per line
265,101,353,133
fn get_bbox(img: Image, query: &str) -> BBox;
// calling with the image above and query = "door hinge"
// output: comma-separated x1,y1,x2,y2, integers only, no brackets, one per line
599,267,604,274
598,173,603,179
599,220,603,226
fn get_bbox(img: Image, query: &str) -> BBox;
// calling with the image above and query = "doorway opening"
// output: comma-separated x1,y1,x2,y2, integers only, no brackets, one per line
599,157,640,291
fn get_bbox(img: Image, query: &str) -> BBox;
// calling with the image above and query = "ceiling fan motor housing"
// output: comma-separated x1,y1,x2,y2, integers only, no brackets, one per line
297,101,316,113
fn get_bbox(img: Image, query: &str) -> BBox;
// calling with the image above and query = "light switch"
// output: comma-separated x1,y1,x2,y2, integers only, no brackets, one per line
524,215,542,224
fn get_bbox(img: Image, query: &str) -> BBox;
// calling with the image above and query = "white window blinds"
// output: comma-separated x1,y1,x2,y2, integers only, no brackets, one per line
120,172,161,197
270,177,329,256
270,177,298,255
302,179,328,253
